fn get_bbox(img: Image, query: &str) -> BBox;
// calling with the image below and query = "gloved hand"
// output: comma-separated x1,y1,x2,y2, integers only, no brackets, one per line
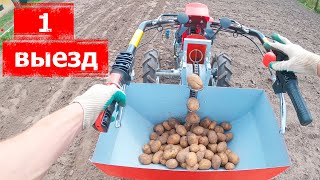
72,84,126,129
264,33,320,76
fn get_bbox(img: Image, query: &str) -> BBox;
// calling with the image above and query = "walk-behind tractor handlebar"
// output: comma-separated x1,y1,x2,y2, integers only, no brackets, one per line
93,13,312,133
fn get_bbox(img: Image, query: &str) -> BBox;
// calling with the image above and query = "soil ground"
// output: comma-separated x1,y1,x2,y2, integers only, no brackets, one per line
0,0,320,179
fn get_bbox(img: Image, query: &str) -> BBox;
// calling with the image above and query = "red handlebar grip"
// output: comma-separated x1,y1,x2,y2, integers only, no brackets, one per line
93,111,105,132
263,52,276,67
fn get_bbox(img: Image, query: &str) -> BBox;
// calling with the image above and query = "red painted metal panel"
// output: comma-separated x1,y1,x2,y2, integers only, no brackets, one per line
185,34,206,64
185,3,210,20
94,163,289,180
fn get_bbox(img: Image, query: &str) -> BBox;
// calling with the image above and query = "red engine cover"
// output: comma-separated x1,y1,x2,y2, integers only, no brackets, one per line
185,3,210,21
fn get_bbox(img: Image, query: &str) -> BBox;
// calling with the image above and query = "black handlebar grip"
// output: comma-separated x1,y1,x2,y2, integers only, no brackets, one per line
93,102,116,132
285,79,312,126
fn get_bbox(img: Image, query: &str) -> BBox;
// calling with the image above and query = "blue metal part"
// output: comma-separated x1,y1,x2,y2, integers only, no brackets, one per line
165,29,170,39
92,83,290,170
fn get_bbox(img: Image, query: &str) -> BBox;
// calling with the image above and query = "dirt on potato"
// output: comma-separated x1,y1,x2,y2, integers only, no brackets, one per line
0,0,319,179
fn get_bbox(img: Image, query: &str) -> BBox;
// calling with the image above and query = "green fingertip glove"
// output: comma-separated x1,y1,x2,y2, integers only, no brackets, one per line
271,33,286,44
104,90,126,109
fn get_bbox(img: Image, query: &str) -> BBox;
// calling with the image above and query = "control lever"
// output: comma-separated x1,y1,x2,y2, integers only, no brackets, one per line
272,51,313,126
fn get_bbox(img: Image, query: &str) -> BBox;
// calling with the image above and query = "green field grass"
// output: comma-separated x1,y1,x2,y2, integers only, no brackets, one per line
0,11,14,28
299,0,320,13
1,0,43,49
0,10,14,50
0,27,13,49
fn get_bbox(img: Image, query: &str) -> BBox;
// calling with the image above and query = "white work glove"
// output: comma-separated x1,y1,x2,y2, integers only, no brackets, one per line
265,34,320,76
71,84,126,129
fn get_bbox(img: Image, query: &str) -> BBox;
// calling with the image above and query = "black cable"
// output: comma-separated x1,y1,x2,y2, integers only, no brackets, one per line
239,34,265,57
239,34,273,75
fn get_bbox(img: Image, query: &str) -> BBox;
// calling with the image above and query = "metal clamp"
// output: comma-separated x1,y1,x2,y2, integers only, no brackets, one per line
270,70,287,134
278,93,287,134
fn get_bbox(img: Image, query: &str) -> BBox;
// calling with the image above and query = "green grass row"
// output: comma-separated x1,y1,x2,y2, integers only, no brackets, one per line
299,0,320,13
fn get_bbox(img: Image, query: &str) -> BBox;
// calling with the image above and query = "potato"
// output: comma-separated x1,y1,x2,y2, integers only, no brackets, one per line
169,129,176,135
214,125,224,134
176,149,189,163
158,135,168,145
186,164,199,171
180,162,187,169
149,132,158,140
196,151,205,162
204,150,214,160
164,144,174,151
220,122,232,131
150,140,161,153
225,132,233,142
154,124,165,135
199,136,209,146
225,149,232,155
139,153,152,165
160,145,166,151
184,122,192,131
208,121,217,130
187,133,198,145
199,159,211,170
180,136,188,148
192,126,204,135
207,144,218,153
227,152,240,165
176,125,187,136
186,131,193,136
162,121,172,131
217,142,227,153
187,73,203,90
190,144,200,152
143,144,152,154
225,162,235,170
207,130,218,144
218,152,228,166
163,147,179,160
186,152,198,167
187,97,200,112
167,134,180,145
160,156,167,165
166,159,178,169
196,135,201,142
211,155,222,170
198,144,206,152
168,118,180,129
217,133,227,142
200,117,211,128
186,112,200,124
149,140,155,145
171,145,182,152
152,150,163,164
190,123,199,131
201,128,209,136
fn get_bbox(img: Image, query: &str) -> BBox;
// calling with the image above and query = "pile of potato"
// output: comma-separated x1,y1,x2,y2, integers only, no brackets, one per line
139,118,239,170
138,74,239,171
